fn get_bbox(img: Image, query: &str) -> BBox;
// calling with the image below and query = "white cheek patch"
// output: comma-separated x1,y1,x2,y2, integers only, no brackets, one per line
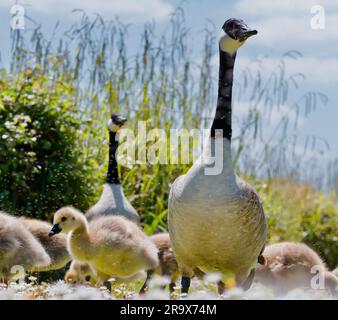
107,119,120,132
219,30,245,54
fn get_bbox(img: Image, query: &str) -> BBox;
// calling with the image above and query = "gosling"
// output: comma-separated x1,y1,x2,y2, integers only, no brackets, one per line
140,233,179,295
0,212,50,282
255,242,337,296
65,260,99,286
50,206,158,280
20,217,71,271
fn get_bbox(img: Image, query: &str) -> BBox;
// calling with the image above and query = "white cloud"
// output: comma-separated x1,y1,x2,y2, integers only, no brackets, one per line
235,0,338,18
234,0,338,52
251,15,338,51
237,55,338,86
3,0,173,21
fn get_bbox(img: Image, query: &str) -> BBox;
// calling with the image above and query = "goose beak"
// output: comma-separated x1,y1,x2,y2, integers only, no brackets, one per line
238,28,258,41
49,224,62,237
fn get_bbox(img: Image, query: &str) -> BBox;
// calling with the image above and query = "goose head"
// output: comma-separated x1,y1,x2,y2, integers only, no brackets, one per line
107,113,127,133
49,206,86,236
219,18,257,54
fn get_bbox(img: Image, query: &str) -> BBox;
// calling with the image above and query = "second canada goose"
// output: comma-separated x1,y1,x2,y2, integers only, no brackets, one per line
20,217,71,271
168,18,267,295
86,114,139,223
255,242,338,296
0,212,50,282
49,206,158,280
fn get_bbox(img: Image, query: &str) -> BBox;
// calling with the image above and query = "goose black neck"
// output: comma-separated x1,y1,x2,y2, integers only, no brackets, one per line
106,132,120,184
210,49,236,140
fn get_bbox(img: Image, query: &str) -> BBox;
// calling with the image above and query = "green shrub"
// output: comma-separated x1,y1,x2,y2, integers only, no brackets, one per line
0,69,99,220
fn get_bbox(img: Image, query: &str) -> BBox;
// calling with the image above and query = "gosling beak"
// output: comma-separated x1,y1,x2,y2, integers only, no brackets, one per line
49,224,62,237
237,28,258,41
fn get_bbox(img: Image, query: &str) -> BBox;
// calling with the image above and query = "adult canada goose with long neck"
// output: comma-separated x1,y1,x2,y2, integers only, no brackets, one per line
86,114,139,223
168,18,267,295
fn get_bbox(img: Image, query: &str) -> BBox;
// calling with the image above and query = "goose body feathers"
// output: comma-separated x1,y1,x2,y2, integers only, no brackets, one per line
86,183,139,223
169,139,266,283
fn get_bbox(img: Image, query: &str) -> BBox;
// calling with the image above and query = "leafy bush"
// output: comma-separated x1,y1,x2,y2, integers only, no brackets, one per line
0,69,99,219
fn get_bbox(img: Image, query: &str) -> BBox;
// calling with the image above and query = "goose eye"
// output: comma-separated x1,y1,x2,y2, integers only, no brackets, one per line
61,217,67,222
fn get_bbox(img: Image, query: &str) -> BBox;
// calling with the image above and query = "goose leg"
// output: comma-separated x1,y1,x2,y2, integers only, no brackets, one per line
139,270,154,295
181,276,191,294
240,269,255,291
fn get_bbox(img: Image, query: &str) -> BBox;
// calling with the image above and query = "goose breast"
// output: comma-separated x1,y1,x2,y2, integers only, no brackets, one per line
168,158,267,280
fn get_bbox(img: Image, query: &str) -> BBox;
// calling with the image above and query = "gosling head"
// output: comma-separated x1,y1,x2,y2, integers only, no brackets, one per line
219,18,257,54
65,271,79,284
107,113,127,133
49,206,86,237
65,269,92,285
65,261,97,285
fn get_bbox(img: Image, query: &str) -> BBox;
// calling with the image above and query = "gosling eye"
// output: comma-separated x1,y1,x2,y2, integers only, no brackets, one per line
85,275,91,282
61,217,67,222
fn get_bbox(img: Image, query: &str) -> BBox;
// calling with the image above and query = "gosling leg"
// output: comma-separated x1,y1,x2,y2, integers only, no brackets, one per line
169,281,176,294
139,270,154,295
217,281,225,295
103,280,112,292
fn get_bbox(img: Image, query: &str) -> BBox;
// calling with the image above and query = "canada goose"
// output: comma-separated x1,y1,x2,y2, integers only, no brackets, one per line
0,212,50,282
255,242,338,296
139,233,179,295
49,206,158,280
19,217,71,271
168,18,267,295
86,114,139,223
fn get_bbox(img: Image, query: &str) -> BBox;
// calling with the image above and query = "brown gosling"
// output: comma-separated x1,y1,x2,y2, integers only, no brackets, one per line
49,206,158,281
140,233,179,295
255,242,338,296
20,217,71,271
0,212,50,282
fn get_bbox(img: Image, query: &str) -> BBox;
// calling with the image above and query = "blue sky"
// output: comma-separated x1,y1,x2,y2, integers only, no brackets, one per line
0,0,337,159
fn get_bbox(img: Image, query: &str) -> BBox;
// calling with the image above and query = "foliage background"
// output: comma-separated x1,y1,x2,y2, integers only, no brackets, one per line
0,9,337,269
